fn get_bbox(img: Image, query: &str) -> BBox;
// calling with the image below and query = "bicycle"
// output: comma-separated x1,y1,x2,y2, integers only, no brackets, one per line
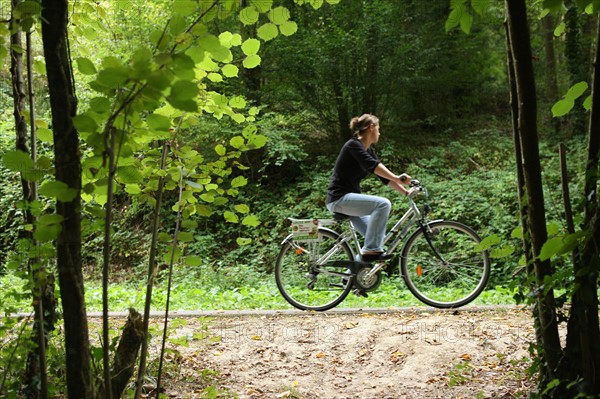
274,180,491,311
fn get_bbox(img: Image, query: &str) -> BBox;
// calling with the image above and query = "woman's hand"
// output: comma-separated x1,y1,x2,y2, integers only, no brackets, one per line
397,173,412,185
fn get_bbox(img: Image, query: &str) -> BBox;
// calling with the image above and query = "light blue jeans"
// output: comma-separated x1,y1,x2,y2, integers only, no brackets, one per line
326,193,391,253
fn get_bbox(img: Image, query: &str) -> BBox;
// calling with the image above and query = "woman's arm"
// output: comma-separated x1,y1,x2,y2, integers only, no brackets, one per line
373,163,411,188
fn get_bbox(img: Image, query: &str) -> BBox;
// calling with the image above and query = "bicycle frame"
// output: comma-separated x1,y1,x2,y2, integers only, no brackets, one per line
307,185,438,278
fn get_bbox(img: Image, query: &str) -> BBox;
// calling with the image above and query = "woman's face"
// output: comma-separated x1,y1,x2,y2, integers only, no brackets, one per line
369,123,381,143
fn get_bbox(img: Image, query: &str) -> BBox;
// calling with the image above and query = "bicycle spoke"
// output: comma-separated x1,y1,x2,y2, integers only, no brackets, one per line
401,221,490,308
275,229,354,311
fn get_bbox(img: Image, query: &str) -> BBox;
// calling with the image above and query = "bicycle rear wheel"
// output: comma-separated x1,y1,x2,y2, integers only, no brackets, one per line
275,228,354,311
400,220,490,308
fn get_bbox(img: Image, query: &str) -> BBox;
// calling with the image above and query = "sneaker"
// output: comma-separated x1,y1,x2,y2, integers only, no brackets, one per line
361,252,394,262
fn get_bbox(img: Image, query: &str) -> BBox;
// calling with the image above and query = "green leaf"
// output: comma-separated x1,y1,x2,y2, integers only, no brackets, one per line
239,6,259,25
257,23,279,41
38,213,64,225
178,231,194,242
2,150,33,173
89,97,111,114
76,57,97,75
490,246,514,259
242,214,260,227
554,21,565,37
539,236,564,261
241,38,261,56
229,96,247,109
173,0,197,15
511,227,523,239
37,128,53,143
236,237,252,245
185,180,203,189
247,134,267,149
460,11,473,34
474,234,500,251
34,223,62,242
231,176,248,188
279,21,298,36
215,144,226,156
163,246,181,264
269,6,290,24
565,81,588,100
543,0,563,11
552,99,575,117
230,136,245,149
583,94,592,111
147,114,171,131
235,204,250,214
250,0,272,12
125,184,141,195
170,80,199,100
471,0,490,15
222,64,239,78
168,98,198,112
243,54,261,69
117,166,143,184
185,255,202,267
200,193,215,203
2,150,43,181
73,114,99,133
39,181,78,201
224,211,239,223
208,72,223,82
309,0,324,9
445,6,463,32
96,66,130,88
243,124,258,137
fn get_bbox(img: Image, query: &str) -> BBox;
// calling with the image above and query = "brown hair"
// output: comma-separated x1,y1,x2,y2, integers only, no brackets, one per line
349,114,379,136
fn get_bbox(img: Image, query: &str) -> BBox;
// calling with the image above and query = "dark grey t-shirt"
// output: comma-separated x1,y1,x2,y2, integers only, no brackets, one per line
326,137,389,204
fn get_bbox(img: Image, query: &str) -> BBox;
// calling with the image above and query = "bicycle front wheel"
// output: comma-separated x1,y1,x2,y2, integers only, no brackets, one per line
275,228,354,311
400,220,490,308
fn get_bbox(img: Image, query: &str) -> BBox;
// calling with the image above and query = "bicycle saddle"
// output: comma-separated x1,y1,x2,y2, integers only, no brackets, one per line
333,212,351,222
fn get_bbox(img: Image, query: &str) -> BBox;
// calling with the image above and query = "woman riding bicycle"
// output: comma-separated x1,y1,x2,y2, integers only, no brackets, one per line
326,114,412,262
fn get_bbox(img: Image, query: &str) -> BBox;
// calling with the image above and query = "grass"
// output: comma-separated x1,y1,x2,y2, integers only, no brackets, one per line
2,270,518,314
82,274,517,312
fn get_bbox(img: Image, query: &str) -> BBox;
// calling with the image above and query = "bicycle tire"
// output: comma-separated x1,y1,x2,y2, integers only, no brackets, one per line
400,220,491,308
275,228,354,311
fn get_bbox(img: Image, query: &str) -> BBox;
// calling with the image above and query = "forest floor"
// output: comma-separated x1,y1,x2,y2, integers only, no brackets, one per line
137,305,538,399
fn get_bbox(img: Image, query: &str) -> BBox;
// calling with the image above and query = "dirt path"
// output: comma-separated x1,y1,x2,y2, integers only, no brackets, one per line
163,306,535,399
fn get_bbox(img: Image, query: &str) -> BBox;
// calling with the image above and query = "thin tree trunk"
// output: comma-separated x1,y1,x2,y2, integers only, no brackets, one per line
565,9,600,395
40,0,91,397
10,1,55,397
564,0,587,135
542,14,560,135
110,309,144,399
134,141,170,399
505,0,563,382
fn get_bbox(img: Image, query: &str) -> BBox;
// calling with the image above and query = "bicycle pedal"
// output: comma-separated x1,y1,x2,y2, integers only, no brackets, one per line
352,289,368,298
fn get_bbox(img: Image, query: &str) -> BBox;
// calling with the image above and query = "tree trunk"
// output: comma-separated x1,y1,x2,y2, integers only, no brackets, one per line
40,0,91,397
109,309,144,399
561,10,600,396
504,0,563,386
564,0,587,135
542,14,561,135
10,2,56,397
